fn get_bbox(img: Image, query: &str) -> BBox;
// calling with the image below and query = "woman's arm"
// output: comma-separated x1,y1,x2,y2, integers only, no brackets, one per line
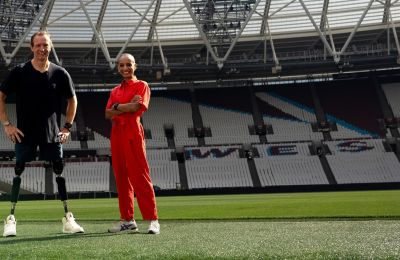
105,107,123,119
105,95,142,119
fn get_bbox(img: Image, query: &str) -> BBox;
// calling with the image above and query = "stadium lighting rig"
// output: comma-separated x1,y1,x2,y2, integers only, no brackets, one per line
0,0,45,48
0,0,47,65
191,0,254,56
187,0,258,68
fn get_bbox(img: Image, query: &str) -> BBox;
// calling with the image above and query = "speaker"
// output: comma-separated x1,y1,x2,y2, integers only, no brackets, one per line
164,123,175,138
383,137,399,153
309,140,324,156
240,143,254,159
156,71,162,80
78,130,88,141
175,146,185,163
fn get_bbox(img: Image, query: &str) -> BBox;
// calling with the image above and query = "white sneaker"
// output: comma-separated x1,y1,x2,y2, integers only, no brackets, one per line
147,220,160,234
3,215,16,237
108,220,138,233
62,212,84,234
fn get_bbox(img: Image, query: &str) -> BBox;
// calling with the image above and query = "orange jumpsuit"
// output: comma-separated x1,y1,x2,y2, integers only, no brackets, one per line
106,80,158,221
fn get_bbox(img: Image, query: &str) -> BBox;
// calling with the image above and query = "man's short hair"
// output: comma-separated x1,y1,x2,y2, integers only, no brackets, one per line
30,31,52,47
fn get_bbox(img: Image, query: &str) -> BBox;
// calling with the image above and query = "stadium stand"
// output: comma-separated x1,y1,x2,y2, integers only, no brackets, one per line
185,158,253,189
315,79,384,139
0,163,45,193
324,139,388,154
324,139,400,184
0,104,16,150
200,106,259,145
60,114,82,149
1,79,400,196
0,1,400,202
87,131,110,149
253,143,328,186
142,95,197,148
254,156,328,186
184,145,254,189
53,160,110,193
77,92,111,139
254,142,313,157
195,87,260,145
147,149,180,190
326,152,400,184
254,90,323,142
382,83,400,119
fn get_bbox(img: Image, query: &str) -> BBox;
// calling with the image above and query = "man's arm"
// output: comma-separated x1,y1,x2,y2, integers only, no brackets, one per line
0,90,24,143
0,91,9,124
58,95,77,143
65,95,77,125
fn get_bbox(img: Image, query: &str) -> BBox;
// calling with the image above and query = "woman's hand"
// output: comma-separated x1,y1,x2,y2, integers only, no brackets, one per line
131,95,142,104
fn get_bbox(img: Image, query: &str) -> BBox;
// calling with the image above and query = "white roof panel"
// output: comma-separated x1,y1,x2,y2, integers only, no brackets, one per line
18,0,397,43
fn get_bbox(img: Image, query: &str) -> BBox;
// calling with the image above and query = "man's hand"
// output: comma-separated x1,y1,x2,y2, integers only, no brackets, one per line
4,124,24,143
131,95,142,104
58,128,70,144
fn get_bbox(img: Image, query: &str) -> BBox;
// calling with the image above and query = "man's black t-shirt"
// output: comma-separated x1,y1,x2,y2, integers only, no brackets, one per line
0,61,75,144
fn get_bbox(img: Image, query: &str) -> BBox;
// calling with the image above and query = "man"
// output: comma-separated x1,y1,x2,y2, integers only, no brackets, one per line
0,31,84,237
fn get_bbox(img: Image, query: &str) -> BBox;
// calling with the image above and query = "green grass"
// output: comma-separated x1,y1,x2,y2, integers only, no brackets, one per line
0,190,399,259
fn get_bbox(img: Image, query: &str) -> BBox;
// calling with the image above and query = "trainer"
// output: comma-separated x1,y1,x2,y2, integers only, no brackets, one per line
0,30,84,237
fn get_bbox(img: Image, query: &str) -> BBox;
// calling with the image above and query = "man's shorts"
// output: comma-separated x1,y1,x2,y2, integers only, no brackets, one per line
15,143,63,163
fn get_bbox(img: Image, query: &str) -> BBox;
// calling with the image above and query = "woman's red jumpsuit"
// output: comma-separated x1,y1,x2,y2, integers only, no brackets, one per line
106,80,158,221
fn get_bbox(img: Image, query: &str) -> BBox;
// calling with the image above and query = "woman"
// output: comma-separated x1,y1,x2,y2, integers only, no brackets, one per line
105,53,159,234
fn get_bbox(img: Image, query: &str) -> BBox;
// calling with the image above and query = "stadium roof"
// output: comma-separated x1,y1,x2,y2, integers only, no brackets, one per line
1,0,400,85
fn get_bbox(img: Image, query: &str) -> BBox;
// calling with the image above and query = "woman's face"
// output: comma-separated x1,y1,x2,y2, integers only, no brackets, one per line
117,55,136,79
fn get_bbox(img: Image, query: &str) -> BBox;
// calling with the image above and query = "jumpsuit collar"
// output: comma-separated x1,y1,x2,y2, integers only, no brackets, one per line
121,77,138,87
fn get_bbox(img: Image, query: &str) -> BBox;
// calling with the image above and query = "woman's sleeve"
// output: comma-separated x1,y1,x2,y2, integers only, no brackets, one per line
138,81,151,113
106,89,114,109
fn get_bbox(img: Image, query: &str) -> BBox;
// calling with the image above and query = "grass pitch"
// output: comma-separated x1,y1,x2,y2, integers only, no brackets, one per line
0,190,399,259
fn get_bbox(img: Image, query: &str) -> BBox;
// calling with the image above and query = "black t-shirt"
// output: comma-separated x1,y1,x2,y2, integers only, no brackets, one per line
0,61,75,144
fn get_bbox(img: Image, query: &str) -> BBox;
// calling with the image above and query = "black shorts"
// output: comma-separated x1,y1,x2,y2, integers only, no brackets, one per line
15,143,63,163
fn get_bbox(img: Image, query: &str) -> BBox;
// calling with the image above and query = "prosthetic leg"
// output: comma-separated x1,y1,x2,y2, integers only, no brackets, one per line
10,161,25,215
3,161,24,237
52,160,69,214
52,159,84,234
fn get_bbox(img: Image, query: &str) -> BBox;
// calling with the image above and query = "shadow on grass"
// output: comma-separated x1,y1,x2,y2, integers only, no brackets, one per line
0,230,151,245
